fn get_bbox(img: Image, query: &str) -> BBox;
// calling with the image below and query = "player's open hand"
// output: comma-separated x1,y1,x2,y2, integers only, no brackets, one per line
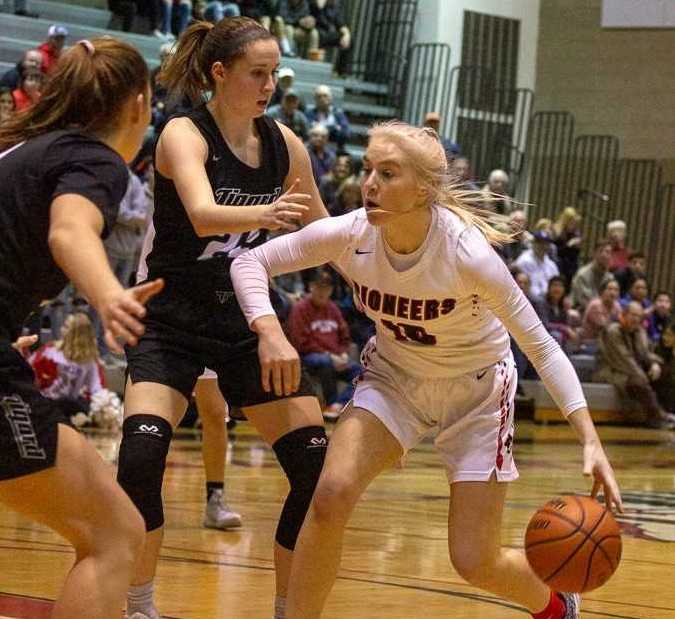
257,329,301,397
260,178,310,231
583,441,624,514
100,278,165,353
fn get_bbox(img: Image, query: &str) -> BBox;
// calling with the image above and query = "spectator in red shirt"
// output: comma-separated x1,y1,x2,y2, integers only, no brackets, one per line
607,219,630,272
288,268,361,418
39,24,69,74
11,67,43,112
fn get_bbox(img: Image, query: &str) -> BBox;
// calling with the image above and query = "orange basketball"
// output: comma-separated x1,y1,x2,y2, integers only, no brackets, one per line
524,495,622,593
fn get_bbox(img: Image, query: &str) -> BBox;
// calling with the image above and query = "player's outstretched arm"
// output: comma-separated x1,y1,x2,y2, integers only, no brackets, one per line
456,228,623,511
49,193,164,353
157,117,310,236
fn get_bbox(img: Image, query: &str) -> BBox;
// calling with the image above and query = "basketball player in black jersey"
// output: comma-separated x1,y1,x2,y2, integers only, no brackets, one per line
118,17,329,619
0,38,164,619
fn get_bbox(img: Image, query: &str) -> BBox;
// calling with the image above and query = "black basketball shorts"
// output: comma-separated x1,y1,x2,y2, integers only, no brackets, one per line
0,344,68,481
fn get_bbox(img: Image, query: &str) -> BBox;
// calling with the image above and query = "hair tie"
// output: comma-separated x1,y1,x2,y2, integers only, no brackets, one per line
77,39,95,55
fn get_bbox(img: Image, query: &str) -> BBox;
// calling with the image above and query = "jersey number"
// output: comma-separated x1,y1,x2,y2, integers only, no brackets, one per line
380,319,437,345
201,230,262,260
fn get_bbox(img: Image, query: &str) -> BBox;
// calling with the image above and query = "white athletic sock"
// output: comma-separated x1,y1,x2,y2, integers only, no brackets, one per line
274,594,286,619
127,581,158,618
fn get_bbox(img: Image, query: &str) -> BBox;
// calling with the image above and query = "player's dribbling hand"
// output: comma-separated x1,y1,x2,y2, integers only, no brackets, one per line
257,330,301,397
261,178,311,231
100,278,165,354
583,440,624,514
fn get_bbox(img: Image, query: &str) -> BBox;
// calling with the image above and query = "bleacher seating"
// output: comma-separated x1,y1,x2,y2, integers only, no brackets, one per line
0,1,395,158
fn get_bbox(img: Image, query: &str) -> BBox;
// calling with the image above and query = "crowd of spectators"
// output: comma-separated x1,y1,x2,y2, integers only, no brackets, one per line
2,11,672,428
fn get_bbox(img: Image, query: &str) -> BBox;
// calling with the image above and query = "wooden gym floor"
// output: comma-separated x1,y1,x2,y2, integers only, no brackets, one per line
1,420,674,618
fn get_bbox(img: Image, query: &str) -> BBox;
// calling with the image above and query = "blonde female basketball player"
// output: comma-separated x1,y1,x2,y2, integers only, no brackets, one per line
231,121,623,619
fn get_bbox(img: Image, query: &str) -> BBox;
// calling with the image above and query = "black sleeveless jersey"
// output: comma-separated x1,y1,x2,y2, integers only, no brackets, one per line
143,105,290,278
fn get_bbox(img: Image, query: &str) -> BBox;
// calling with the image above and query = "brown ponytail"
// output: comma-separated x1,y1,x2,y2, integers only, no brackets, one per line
0,37,148,151
159,16,274,104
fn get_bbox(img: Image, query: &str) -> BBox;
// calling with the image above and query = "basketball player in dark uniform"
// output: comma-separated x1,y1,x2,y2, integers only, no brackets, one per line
0,38,164,619
118,18,328,619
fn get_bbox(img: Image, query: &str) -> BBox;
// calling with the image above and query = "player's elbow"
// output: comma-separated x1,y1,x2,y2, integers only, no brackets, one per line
188,206,215,237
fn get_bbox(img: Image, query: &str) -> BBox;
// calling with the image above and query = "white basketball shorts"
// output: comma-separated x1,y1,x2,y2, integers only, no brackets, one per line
352,340,518,483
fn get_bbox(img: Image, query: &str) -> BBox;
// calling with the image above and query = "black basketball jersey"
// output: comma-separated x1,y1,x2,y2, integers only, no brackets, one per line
142,105,290,277
0,131,127,342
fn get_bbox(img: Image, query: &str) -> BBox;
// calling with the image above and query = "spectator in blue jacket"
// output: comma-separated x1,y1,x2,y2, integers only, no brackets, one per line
306,84,350,151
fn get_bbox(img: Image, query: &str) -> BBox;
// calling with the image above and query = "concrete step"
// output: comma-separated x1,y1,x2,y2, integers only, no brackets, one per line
25,0,111,29
342,99,397,119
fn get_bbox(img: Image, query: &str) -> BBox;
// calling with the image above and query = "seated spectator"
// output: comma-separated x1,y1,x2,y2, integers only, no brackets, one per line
607,219,630,271
258,1,294,56
423,112,460,163
481,169,513,215
288,269,362,418
306,123,336,183
593,302,674,428
0,87,15,125
620,277,652,315
648,291,672,344
332,178,361,215
306,84,350,150
570,239,613,312
581,278,621,342
29,313,105,421
653,321,675,413
499,209,532,265
203,0,240,22
513,231,559,301
536,276,579,352
39,25,68,74
157,0,192,40
269,66,304,109
310,0,352,76
614,250,647,296
449,155,478,190
108,0,137,31
552,206,582,285
318,154,352,213
267,89,309,139
0,49,42,90
283,0,317,58
12,67,43,112
532,218,557,261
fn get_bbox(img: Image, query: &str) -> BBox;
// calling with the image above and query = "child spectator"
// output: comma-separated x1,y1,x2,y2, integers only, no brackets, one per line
552,206,582,285
288,269,361,418
648,291,672,344
318,154,352,213
581,278,621,343
306,84,350,150
11,67,43,112
536,276,579,351
620,277,652,315
29,313,105,421
0,87,15,124
615,251,647,296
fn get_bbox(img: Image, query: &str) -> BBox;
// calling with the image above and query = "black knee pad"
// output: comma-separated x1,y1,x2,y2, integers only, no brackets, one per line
273,425,327,550
117,414,173,532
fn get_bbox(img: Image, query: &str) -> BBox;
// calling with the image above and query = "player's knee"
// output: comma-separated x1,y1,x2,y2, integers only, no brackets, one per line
450,549,496,587
311,475,359,526
117,414,173,532
273,425,327,549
